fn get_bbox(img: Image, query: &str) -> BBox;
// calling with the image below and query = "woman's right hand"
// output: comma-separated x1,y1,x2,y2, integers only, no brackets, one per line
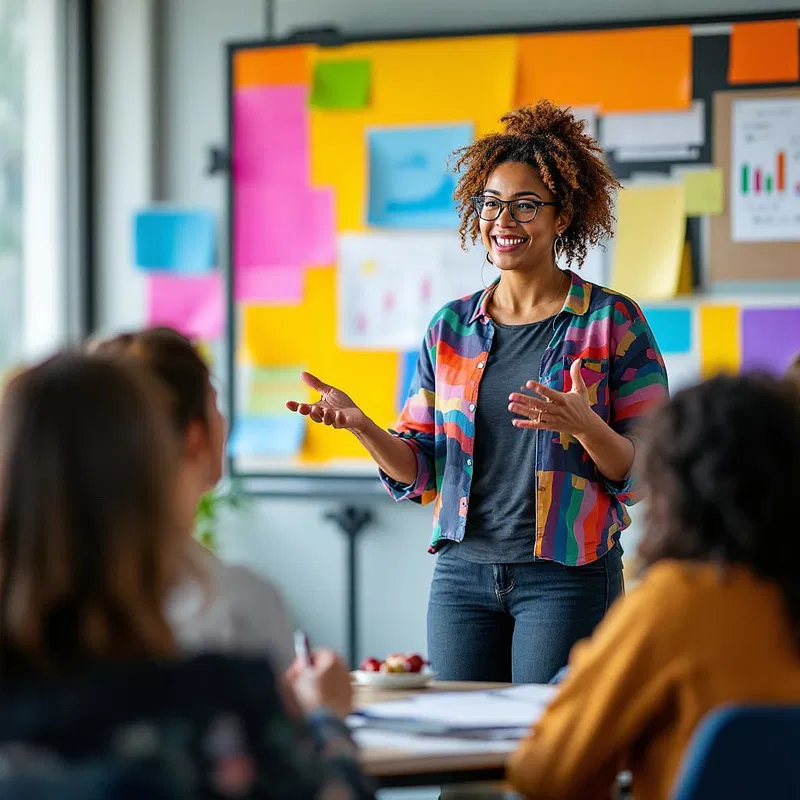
286,649,354,720
286,372,366,432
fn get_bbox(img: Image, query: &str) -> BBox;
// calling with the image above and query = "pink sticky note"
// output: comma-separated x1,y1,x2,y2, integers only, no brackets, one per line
234,184,335,269
147,273,224,340
235,265,304,304
233,86,309,185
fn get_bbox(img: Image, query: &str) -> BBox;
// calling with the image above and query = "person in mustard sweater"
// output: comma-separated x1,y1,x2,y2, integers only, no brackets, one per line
507,373,800,800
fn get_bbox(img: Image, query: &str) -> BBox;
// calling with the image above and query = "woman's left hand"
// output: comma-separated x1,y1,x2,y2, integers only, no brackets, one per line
508,358,597,438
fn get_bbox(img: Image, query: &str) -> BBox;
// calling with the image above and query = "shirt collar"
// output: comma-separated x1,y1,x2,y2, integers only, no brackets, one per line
469,269,592,324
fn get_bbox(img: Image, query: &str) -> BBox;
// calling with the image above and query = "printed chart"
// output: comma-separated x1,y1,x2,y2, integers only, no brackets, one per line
731,97,800,242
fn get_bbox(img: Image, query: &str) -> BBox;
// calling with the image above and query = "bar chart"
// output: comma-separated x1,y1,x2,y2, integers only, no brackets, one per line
732,97,800,242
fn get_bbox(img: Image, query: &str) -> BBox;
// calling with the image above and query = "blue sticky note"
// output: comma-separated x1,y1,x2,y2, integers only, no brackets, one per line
134,208,216,273
397,351,420,411
228,414,305,458
641,307,692,354
368,124,473,229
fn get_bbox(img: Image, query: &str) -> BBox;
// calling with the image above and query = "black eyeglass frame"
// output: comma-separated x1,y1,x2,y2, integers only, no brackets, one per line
470,195,559,223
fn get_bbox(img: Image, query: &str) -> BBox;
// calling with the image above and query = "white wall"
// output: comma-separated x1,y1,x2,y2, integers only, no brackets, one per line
98,0,796,662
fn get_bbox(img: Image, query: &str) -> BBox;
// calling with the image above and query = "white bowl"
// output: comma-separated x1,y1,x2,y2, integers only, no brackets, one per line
352,668,435,690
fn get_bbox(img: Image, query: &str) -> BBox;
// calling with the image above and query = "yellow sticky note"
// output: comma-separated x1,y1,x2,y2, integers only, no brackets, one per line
243,268,398,464
677,242,693,295
700,306,741,378
609,184,687,301
682,168,724,217
309,36,517,231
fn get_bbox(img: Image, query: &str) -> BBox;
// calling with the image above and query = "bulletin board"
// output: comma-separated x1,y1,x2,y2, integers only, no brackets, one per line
219,12,800,496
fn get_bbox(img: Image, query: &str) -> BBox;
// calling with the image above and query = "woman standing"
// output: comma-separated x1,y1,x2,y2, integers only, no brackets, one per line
288,101,669,683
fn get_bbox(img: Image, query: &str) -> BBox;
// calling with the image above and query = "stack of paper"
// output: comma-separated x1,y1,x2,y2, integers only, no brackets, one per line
350,685,556,741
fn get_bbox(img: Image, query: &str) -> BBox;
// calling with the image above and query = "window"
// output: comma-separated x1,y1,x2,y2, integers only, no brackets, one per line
0,0,24,375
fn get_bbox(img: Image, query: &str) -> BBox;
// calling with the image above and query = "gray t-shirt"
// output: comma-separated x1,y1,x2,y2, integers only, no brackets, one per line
443,317,554,564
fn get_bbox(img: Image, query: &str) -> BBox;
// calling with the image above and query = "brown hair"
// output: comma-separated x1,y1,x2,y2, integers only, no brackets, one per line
89,328,211,436
639,374,800,648
452,101,621,267
0,353,181,678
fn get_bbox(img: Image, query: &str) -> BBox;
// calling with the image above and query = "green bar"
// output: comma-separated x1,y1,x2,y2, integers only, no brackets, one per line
766,174,773,194
741,164,749,195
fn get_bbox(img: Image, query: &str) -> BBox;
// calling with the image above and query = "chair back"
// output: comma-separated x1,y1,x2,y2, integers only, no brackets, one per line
671,705,800,800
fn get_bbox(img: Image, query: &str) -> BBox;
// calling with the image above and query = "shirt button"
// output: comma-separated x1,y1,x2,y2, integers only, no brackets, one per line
466,458,473,466
477,362,485,369
469,403,476,412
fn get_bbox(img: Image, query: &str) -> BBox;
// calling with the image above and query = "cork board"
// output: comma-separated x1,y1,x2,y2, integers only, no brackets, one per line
709,87,800,282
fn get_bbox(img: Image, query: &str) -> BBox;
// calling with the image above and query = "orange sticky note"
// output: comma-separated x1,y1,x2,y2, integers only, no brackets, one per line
729,21,799,84
517,26,692,113
234,46,312,88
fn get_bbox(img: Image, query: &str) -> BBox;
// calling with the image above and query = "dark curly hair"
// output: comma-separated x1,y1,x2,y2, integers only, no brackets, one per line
451,101,621,267
639,374,800,648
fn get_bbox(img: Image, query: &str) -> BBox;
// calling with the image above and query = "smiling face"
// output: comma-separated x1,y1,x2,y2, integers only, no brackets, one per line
478,161,565,274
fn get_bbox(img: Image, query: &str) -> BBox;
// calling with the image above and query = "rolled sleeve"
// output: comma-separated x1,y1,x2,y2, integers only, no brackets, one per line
379,432,435,503
608,301,670,506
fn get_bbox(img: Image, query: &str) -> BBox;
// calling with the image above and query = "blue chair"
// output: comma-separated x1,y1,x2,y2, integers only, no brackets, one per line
671,705,800,800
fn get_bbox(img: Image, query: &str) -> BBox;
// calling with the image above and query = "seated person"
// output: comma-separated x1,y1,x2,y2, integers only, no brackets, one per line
786,352,800,395
89,328,294,670
507,373,800,800
0,352,373,799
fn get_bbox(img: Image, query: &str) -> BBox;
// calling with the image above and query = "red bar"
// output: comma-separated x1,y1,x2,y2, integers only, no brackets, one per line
777,151,786,192
755,168,762,193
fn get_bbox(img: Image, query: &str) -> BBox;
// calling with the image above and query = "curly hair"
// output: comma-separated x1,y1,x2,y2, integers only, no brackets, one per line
639,374,800,649
785,351,800,397
451,101,621,267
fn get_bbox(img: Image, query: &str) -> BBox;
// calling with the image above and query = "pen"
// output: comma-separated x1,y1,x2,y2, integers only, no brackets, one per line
294,630,312,667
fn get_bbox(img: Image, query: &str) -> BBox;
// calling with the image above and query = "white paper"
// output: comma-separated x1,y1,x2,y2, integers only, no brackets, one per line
353,687,555,729
600,101,705,151
615,145,700,163
731,98,800,242
352,727,518,755
337,233,494,350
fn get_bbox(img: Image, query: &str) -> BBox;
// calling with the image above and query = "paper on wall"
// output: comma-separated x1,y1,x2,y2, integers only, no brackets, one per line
600,101,705,151
731,97,800,242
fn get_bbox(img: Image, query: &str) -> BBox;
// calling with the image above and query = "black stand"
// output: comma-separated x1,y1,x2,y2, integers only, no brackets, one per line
325,505,373,669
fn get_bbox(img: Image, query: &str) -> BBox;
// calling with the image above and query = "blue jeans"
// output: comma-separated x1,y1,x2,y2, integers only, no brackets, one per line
427,545,624,684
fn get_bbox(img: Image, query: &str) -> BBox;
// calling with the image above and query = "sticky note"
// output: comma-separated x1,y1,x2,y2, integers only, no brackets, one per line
241,364,306,415
729,20,799,84
609,184,687,301
640,308,692,354
228,414,305,458
241,267,399,463
741,308,800,376
233,86,309,185
397,351,420,411
517,26,692,113
311,59,371,109
367,124,473,229
309,36,517,231
235,266,304,305
234,45,312,88
134,209,216,273
700,306,741,378
234,185,335,268
680,168,724,217
146,273,223,340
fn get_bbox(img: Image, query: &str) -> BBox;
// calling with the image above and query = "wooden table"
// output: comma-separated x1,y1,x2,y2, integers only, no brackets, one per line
355,681,516,789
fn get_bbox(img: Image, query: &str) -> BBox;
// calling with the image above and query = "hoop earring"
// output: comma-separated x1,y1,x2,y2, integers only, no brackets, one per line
482,252,493,288
553,235,565,264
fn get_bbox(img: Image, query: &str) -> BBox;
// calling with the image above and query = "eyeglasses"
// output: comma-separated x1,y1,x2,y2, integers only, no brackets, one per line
470,195,558,224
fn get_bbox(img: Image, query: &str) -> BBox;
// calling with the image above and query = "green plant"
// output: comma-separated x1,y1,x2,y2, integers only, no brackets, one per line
194,480,249,553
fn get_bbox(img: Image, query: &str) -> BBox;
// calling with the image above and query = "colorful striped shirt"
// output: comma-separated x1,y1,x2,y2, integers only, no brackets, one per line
380,270,669,566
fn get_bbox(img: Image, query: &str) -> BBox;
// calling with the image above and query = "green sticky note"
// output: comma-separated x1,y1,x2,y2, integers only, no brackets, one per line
310,59,371,109
682,168,724,217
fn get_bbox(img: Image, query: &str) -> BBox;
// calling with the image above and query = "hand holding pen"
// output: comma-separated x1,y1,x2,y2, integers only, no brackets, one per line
287,631,353,719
